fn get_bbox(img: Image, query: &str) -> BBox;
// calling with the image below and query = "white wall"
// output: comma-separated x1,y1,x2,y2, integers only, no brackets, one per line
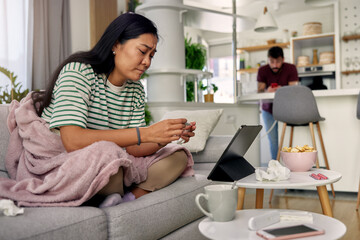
340,0,360,89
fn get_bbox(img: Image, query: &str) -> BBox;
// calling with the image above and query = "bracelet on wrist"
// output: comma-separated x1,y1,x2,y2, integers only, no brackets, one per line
136,127,141,145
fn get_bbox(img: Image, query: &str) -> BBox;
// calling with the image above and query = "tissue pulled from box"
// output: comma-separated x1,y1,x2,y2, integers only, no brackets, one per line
280,211,313,223
255,160,290,181
0,199,24,216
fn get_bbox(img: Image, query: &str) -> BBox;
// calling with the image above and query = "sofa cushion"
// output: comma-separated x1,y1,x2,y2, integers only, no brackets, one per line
103,174,210,240
193,163,216,177
160,217,207,240
0,104,9,175
192,135,232,164
161,109,223,152
0,206,107,240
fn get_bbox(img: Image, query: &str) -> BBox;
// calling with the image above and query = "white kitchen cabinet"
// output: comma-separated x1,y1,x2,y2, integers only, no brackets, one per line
291,33,335,66
290,33,340,90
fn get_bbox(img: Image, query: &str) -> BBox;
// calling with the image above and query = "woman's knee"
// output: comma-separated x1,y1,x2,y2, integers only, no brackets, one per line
154,150,188,177
137,150,188,191
98,167,124,196
151,150,188,173
171,150,188,170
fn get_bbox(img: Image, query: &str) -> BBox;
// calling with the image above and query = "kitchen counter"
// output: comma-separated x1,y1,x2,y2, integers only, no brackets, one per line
238,88,360,102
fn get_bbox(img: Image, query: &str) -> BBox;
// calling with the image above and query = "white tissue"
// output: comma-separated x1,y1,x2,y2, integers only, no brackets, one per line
255,160,290,181
280,211,314,223
0,199,24,216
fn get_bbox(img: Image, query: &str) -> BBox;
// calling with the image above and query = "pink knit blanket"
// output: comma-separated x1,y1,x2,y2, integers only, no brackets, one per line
0,94,194,207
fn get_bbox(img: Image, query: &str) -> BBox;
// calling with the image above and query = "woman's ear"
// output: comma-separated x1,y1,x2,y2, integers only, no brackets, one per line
112,41,120,53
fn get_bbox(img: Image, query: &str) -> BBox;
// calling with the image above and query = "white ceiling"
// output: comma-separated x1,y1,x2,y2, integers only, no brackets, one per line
184,0,312,20
183,0,335,43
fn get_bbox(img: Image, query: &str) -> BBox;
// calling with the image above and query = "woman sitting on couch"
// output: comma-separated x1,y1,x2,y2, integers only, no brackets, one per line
0,13,195,208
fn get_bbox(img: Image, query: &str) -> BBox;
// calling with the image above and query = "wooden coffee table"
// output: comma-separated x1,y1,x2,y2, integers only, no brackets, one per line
234,168,341,217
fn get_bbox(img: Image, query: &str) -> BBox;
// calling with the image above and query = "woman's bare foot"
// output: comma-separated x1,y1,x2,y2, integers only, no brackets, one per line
99,193,122,208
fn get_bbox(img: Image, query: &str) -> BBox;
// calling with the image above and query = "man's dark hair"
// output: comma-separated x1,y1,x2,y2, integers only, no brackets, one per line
268,46,284,58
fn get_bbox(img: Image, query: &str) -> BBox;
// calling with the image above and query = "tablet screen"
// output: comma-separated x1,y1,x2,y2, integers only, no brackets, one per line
207,125,262,182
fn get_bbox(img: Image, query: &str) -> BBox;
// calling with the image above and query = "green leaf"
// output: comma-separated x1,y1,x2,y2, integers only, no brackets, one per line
186,81,195,102
0,66,29,104
185,37,207,70
144,103,153,126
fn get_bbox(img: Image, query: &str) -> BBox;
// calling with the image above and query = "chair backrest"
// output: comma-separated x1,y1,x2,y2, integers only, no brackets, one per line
273,85,322,125
357,91,360,120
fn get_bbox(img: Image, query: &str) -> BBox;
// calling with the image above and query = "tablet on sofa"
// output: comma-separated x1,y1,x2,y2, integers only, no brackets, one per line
207,125,262,182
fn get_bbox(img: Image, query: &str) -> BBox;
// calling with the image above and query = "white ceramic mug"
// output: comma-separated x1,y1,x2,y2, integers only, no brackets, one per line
195,184,238,222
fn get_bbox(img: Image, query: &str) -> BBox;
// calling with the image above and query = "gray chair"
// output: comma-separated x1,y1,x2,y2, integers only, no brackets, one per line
357,91,360,211
269,85,335,203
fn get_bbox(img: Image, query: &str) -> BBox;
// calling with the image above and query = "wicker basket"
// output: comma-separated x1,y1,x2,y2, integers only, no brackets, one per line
297,56,310,66
319,51,335,64
303,22,322,35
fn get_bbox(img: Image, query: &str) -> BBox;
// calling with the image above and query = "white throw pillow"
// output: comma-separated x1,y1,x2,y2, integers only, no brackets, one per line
161,109,223,152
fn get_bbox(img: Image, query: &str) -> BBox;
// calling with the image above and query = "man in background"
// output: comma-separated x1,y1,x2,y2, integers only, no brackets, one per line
257,46,299,164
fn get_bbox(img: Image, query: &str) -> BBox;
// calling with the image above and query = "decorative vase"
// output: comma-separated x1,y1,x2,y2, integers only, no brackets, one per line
312,49,318,65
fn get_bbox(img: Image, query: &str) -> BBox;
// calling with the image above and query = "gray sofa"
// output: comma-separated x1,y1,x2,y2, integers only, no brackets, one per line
0,104,232,240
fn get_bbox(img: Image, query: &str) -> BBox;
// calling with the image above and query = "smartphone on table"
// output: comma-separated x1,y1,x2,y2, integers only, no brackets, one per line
256,224,325,240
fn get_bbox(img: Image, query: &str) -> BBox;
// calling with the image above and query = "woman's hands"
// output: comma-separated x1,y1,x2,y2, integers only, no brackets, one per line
143,118,195,146
59,118,196,156
178,121,196,144
125,119,196,157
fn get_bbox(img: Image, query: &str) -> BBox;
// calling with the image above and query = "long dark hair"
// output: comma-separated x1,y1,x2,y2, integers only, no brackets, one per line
32,12,158,116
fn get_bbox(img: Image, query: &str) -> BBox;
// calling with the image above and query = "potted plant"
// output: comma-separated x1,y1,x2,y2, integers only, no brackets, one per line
203,83,218,102
185,37,207,102
139,71,153,126
0,66,29,104
144,102,153,126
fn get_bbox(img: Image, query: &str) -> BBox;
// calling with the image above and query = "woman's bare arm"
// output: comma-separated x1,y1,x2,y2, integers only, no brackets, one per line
59,118,189,153
125,121,196,157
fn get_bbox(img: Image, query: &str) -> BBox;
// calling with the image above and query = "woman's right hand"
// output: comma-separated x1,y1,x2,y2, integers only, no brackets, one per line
144,118,188,145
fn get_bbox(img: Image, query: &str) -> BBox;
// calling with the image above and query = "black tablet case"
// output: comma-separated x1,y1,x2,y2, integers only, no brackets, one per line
207,125,262,182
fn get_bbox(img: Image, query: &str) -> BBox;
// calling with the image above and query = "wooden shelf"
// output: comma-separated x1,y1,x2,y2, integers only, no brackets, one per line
292,33,335,41
341,70,360,75
237,42,290,53
237,68,259,74
342,35,360,42
296,63,335,68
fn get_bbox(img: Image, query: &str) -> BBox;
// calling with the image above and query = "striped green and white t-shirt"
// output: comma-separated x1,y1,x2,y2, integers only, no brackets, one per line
41,62,146,130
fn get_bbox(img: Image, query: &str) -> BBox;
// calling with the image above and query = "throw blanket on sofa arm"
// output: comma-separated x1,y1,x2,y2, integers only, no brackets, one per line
0,94,194,207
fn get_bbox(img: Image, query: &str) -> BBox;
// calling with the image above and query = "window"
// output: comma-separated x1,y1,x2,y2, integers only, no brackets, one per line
208,56,238,103
0,0,32,92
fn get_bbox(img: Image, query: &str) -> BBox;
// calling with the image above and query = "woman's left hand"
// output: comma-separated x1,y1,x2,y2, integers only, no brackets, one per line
179,121,196,143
